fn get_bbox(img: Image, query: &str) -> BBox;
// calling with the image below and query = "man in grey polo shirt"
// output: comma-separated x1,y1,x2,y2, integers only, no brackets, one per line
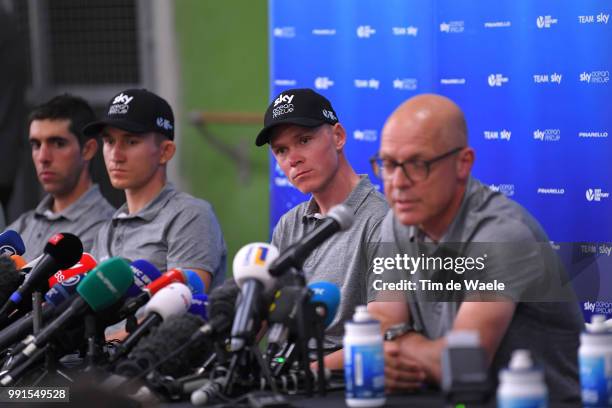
86,89,226,291
7,95,114,259
256,88,388,369
368,94,583,404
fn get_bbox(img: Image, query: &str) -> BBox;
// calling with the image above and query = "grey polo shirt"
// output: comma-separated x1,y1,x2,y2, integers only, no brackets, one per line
377,176,583,404
7,184,114,261
271,175,388,348
91,183,227,290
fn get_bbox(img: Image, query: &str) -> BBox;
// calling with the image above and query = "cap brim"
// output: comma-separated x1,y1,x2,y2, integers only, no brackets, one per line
255,117,327,146
82,119,150,137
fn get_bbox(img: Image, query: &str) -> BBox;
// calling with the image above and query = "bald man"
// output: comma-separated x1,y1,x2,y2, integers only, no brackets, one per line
367,94,583,403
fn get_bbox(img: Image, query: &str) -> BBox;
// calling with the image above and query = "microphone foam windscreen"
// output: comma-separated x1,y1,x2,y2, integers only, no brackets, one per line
0,256,23,305
43,233,84,269
118,313,210,378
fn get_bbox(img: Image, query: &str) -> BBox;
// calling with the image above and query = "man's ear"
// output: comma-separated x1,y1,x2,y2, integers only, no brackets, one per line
456,147,475,179
159,140,176,164
81,138,98,161
332,123,347,151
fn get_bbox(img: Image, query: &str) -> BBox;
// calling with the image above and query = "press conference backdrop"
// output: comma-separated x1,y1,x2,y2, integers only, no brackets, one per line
268,0,612,319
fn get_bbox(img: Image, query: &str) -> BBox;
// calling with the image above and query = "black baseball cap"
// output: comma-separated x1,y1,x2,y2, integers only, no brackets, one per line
255,88,339,146
82,88,175,140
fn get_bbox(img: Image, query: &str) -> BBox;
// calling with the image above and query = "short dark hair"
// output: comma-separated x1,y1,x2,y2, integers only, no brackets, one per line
28,94,97,147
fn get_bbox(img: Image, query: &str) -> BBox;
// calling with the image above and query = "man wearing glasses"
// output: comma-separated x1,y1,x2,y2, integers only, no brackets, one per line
256,88,388,369
367,94,582,403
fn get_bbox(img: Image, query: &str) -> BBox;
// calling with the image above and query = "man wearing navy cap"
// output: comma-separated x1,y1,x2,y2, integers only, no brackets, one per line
85,89,226,291
256,88,388,369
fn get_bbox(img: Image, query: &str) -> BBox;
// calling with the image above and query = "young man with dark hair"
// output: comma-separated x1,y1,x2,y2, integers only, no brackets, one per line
86,89,226,291
7,94,114,259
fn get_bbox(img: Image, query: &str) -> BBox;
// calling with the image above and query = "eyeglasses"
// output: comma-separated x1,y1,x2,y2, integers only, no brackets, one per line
369,147,464,182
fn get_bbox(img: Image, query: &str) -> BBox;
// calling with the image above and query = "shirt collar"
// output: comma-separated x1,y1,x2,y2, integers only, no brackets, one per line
34,184,103,222
112,183,177,222
301,175,375,223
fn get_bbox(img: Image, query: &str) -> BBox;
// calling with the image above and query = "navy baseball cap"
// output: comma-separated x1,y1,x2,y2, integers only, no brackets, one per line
83,88,175,140
255,88,339,146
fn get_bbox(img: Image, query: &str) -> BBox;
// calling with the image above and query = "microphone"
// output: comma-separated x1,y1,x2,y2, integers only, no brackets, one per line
190,279,239,343
0,255,23,308
119,268,187,319
307,281,341,328
125,259,162,298
0,257,133,384
47,252,97,287
9,255,27,270
189,293,208,320
114,313,209,379
230,243,279,352
110,282,192,363
0,233,83,318
0,230,25,256
267,281,340,357
268,204,353,277
183,269,205,295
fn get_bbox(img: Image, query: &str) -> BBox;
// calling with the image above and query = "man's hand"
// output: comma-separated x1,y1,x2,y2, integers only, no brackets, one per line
384,337,426,392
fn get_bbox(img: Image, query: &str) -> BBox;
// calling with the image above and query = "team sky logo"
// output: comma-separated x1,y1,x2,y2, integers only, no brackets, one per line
488,74,509,87
156,117,173,131
577,13,610,24
483,129,511,141
536,15,558,29
392,26,418,36
109,93,134,115
354,79,380,89
585,188,610,202
356,25,376,38
533,73,562,84
272,93,295,119
315,77,334,90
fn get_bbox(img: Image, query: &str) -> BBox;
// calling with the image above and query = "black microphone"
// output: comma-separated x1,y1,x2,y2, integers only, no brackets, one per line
0,256,22,308
0,233,83,319
268,204,353,277
114,313,210,379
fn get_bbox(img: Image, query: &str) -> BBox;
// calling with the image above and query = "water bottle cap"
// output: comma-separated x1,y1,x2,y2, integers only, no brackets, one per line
509,349,533,370
588,314,608,333
353,305,372,322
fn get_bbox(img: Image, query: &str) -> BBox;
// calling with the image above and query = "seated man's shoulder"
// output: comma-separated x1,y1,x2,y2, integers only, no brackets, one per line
170,190,215,215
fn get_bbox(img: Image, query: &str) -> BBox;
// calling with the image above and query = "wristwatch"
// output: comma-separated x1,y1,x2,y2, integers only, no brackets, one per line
384,322,415,341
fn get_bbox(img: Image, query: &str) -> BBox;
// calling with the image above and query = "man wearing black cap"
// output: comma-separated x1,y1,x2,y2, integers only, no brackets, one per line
256,88,388,369
85,89,226,291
